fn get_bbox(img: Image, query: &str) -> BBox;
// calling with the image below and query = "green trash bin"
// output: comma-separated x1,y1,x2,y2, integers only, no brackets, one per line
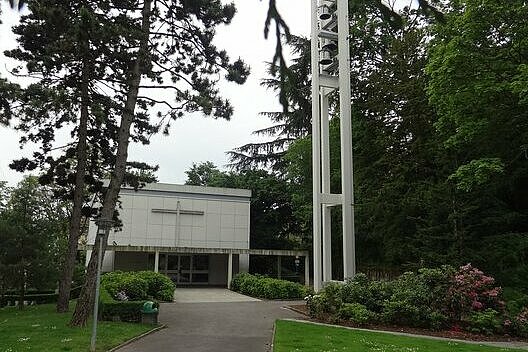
141,301,159,325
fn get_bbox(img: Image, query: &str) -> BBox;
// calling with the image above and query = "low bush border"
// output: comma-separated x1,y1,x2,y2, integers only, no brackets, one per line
99,286,159,323
231,272,312,300
0,285,83,307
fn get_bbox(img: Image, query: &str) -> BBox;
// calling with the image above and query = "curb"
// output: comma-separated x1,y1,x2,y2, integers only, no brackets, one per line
282,305,308,316
108,324,167,351
269,321,277,352
279,319,528,350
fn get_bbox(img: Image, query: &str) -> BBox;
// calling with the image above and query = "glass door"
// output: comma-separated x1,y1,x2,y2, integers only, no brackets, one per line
191,255,209,284
178,255,191,284
160,254,209,285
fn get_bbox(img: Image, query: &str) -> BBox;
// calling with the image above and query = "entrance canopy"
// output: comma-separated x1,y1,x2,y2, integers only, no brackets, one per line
82,244,310,288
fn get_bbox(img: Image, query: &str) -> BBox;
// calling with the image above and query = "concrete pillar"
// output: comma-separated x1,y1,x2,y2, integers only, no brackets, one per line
305,255,310,287
277,256,282,280
337,0,356,280
154,251,159,273
310,0,322,293
227,252,233,289
321,91,332,283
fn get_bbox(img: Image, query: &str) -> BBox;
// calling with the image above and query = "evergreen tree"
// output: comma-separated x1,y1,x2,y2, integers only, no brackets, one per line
69,0,249,326
0,177,69,309
426,0,528,286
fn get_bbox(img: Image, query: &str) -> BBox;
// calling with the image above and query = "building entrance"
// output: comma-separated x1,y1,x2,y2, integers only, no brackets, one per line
158,254,209,285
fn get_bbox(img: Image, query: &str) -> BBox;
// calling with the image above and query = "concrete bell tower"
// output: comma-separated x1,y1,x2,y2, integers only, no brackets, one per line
310,0,356,292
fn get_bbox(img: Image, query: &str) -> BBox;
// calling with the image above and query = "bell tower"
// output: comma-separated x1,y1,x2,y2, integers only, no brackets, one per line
310,0,355,292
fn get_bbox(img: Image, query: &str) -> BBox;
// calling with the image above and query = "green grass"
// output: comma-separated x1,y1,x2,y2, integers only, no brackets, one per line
274,320,522,352
0,303,154,352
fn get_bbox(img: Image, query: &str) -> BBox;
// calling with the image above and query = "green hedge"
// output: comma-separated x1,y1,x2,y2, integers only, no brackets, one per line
99,286,159,323
101,271,175,302
230,273,311,300
0,286,83,307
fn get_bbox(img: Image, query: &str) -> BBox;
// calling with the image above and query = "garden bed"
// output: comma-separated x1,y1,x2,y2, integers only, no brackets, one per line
288,304,528,344
301,265,528,343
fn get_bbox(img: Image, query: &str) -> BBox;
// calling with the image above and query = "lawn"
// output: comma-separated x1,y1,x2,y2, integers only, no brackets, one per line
0,303,154,352
274,320,522,352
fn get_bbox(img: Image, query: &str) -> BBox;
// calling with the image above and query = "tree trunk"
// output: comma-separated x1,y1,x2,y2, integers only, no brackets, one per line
57,56,90,313
18,265,25,310
69,0,152,327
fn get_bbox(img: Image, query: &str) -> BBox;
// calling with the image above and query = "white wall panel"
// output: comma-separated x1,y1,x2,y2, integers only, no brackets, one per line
132,195,147,209
162,213,177,226
221,214,235,228
147,196,164,209
207,200,222,214
221,202,235,215
162,225,176,245
179,225,192,240
120,208,132,224
234,215,248,229
192,226,206,240
132,208,148,227
192,199,206,211
163,197,178,209
180,214,193,226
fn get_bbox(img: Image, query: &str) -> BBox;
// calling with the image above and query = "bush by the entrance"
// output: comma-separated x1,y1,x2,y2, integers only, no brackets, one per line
99,287,159,323
231,272,311,299
101,271,175,302
97,271,173,322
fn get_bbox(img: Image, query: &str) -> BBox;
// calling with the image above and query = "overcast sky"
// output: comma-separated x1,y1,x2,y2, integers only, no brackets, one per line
0,0,311,185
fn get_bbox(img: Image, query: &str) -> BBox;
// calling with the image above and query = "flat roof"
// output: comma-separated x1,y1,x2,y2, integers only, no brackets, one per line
120,182,251,199
82,244,308,257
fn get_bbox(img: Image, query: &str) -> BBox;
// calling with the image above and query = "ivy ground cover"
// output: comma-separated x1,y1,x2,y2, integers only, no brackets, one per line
0,303,153,351
273,320,522,352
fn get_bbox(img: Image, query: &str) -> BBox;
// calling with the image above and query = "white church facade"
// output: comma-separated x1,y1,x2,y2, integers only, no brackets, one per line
86,182,309,287
86,183,251,286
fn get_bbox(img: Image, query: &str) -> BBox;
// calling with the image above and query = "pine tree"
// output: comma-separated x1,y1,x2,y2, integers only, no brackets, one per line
69,0,249,326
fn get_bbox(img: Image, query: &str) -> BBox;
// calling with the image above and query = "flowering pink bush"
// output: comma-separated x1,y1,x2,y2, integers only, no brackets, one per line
446,264,504,321
514,307,528,337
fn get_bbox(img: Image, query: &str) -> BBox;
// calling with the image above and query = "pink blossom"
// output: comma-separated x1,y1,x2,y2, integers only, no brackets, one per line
472,300,483,310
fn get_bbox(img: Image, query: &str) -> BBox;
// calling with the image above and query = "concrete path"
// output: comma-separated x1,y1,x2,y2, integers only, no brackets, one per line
118,295,303,352
173,288,260,303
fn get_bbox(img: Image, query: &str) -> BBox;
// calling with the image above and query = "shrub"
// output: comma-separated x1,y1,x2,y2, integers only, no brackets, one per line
446,264,504,321
101,271,175,302
99,286,159,323
338,303,374,325
305,282,344,319
230,272,251,292
468,309,502,335
341,274,393,313
305,294,326,319
135,271,175,302
512,307,528,337
503,287,528,316
230,273,310,299
428,311,449,330
381,271,432,327
341,274,371,305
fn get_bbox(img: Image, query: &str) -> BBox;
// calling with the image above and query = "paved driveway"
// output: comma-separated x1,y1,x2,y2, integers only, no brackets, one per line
173,288,261,303
118,290,304,352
